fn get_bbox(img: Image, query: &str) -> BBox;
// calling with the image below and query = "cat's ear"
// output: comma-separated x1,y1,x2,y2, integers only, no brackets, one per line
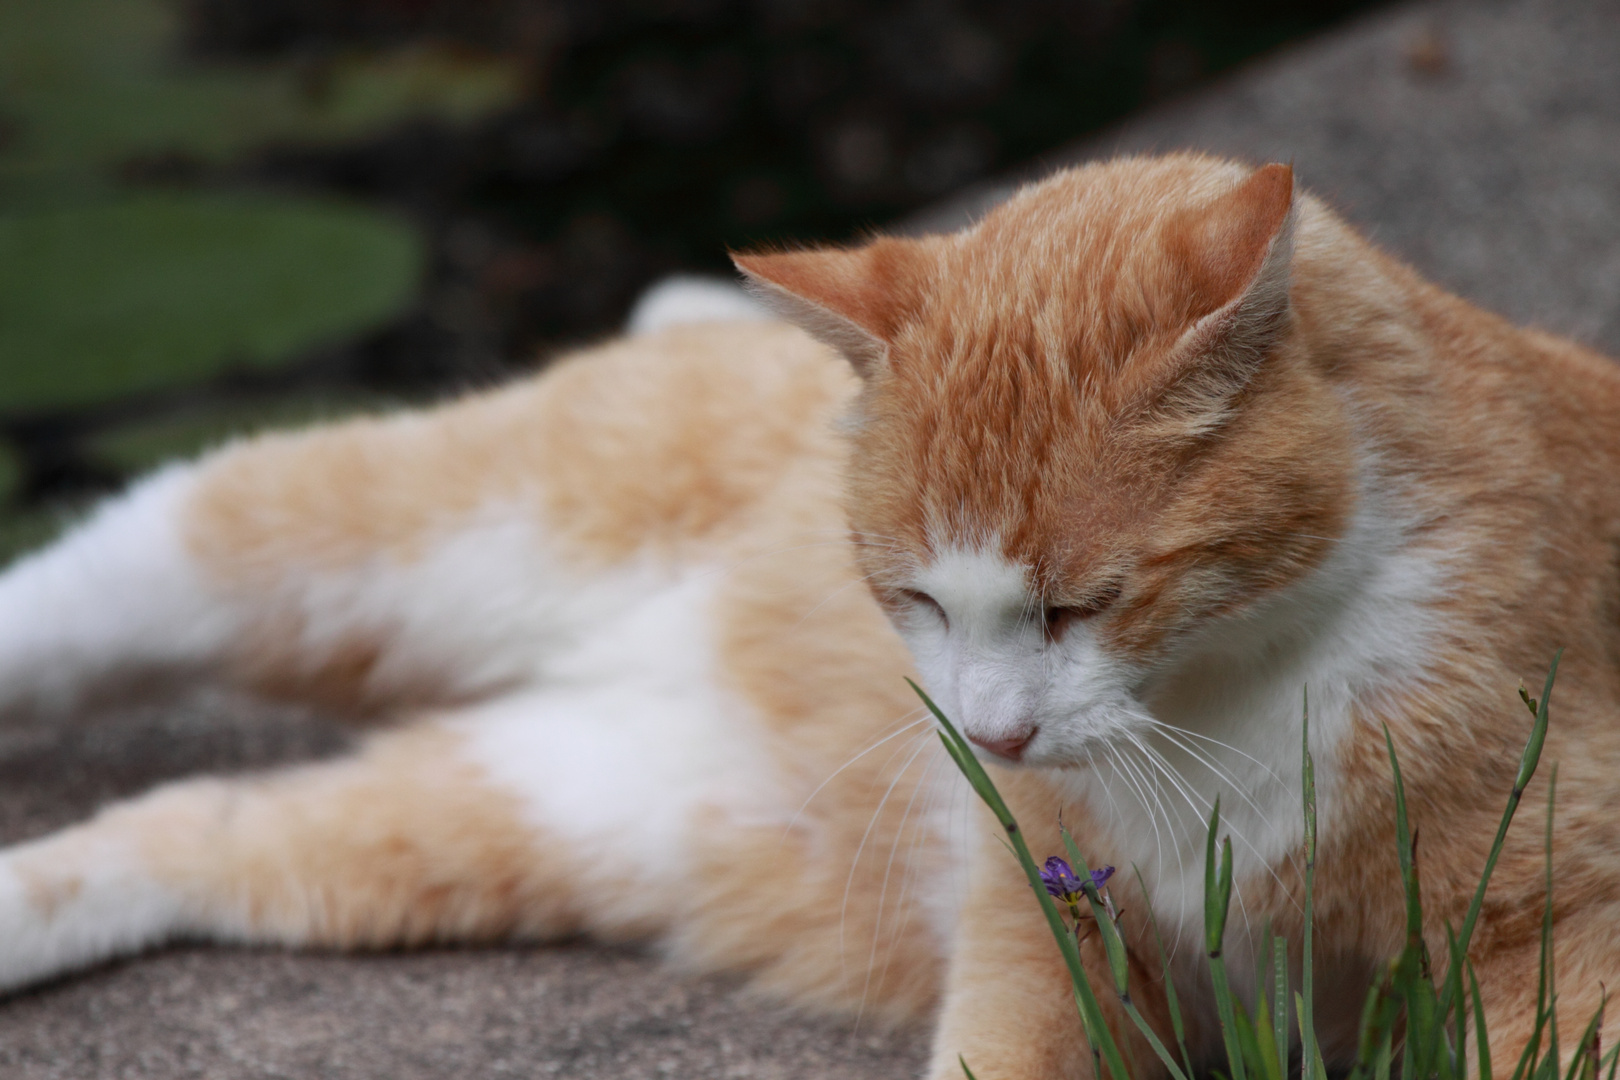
1148,162,1296,431
732,238,924,378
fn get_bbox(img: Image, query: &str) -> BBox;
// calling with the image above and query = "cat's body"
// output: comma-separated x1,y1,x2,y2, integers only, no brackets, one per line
1,153,1618,1078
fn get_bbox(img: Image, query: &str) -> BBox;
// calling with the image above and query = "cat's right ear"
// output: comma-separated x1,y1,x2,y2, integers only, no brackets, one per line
1137,162,1297,435
732,238,924,378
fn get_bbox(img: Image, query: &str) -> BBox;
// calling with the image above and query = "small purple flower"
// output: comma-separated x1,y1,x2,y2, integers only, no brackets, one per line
1041,858,1115,906
1041,857,1085,903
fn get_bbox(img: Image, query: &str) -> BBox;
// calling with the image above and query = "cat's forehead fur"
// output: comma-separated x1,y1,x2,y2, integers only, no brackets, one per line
738,152,1334,609
924,155,1256,363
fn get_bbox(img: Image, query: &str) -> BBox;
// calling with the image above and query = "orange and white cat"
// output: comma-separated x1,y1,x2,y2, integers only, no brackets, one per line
2,153,1618,1079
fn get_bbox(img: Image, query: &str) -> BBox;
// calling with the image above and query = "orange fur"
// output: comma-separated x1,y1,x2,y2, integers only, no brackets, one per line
5,153,1619,1080
738,153,1620,1074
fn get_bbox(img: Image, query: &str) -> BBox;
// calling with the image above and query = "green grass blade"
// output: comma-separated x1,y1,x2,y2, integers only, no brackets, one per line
1301,688,1320,1080
1058,831,1191,1080
1382,725,1426,968
1296,992,1330,1080
1442,652,1561,1016
1206,806,1249,1080
1446,924,1468,1080
1563,994,1605,1080
1544,765,1560,1071
1374,1027,1394,1080
1470,963,1493,1080
1383,723,1446,1080
1137,864,1197,1080
959,1055,979,1080
1257,930,1274,1044
1237,999,1277,1080
1274,935,1291,1080
1508,1009,1548,1080
911,680,1133,1080
1059,825,1130,995
1354,963,1401,1077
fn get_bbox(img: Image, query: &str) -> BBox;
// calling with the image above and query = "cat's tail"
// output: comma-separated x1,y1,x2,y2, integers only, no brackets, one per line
624,274,770,336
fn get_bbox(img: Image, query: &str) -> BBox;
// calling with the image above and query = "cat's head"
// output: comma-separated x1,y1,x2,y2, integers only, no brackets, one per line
735,154,1355,769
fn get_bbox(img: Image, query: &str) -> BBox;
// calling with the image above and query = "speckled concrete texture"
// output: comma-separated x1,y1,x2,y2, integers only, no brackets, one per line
912,0,1620,356
3,0,1616,1075
0,693,930,1078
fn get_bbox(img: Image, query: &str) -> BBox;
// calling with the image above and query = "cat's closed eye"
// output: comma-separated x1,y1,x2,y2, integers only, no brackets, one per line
1042,585,1123,642
900,589,948,627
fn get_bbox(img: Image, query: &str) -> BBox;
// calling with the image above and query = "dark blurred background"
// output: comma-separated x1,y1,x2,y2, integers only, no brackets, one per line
0,0,1383,555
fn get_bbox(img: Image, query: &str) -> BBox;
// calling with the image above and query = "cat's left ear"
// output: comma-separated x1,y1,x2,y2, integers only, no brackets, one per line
731,237,925,378
1148,162,1296,431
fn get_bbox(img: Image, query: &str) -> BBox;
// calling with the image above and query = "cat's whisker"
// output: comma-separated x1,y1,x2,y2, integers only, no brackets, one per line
1137,722,1305,883
1121,758,1200,960
1142,717,1292,790
1133,741,1261,944
783,711,929,840
1109,746,1170,886
880,753,944,942
1127,737,1304,920
862,737,941,995
842,729,935,1017
1122,736,1191,892
866,748,948,1013
1135,717,1293,831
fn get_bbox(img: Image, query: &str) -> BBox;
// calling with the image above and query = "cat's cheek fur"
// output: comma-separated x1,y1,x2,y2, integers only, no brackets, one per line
901,546,1148,768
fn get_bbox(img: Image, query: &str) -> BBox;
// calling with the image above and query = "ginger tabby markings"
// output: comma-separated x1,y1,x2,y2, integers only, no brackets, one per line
0,153,1617,1077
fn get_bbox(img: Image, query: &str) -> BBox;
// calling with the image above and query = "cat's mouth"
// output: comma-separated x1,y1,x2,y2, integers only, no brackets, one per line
991,703,1160,771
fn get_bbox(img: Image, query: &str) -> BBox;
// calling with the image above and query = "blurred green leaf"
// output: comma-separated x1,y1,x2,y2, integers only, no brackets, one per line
0,0,521,199
0,441,18,504
0,500,80,566
0,194,422,410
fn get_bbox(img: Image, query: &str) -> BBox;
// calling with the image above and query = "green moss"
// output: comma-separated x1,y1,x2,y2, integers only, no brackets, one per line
0,194,422,410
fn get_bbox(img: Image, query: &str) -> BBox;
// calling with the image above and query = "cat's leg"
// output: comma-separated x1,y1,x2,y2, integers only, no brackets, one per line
0,622,802,995
1468,926,1620,1077
0,464,240,715
0,394,618,718
0,712,645,992
0,320,842,720
928,775,1171,1080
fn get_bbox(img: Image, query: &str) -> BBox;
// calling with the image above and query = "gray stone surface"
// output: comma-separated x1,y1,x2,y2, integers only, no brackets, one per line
0,694,930,1078
3,0,1618,1075
911,0,1620,357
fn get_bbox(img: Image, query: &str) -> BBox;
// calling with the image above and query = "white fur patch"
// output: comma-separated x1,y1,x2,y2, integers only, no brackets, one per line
904,547,1043,747
890,477,1448,989
899,545,1144,768
455,565,784,932
1059,472,1449,983
625,275,770,335
250,505,607,703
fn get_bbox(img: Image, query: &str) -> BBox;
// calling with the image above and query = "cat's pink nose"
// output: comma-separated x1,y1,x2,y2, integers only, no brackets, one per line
967,730,1035,761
